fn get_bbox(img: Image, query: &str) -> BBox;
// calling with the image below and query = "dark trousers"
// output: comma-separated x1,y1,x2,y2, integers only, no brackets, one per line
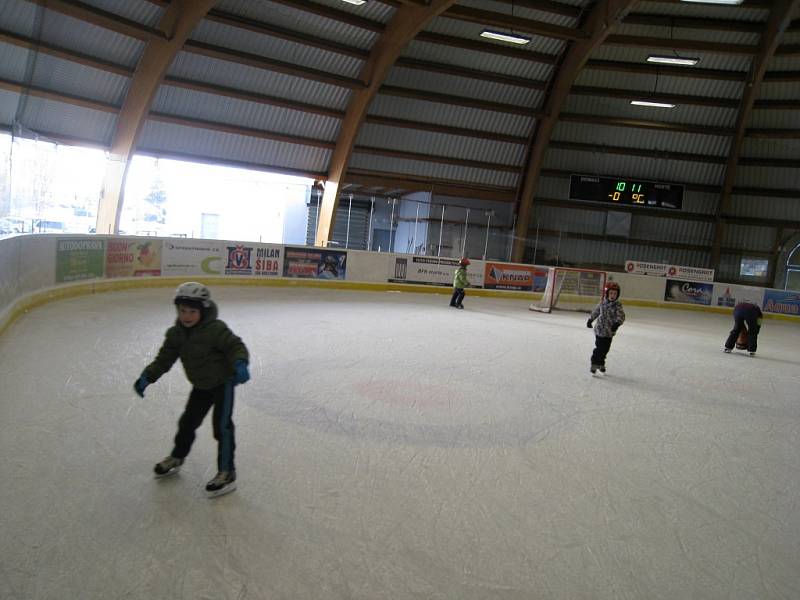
724,317,759,352
172,381,236,472
450,288,465,307
591,336,613,366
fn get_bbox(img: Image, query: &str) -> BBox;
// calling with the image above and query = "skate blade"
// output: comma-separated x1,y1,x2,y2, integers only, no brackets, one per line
154,467,180,479
206,482,237,498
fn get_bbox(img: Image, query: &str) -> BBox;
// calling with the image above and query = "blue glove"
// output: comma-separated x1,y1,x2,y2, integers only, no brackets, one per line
233,360,250,385
586,319,593,329
134,374,150,398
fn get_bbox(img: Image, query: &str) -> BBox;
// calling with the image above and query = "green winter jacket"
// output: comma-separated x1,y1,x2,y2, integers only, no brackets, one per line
453,266,469,289
143,301,249,390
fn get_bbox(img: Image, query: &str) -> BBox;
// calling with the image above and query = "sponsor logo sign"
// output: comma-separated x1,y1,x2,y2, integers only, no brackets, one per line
762,289,800,315
664,279,713,305
56,238,105,282
283,247,347,279
626,260,714,282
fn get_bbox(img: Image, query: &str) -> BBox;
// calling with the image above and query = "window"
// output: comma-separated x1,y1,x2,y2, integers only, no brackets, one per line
740,258,768,278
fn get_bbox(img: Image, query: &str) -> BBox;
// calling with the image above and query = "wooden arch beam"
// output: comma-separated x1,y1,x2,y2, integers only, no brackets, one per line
510,0,639,263
96,0,217,234
314,0,457,247
709,0,800,271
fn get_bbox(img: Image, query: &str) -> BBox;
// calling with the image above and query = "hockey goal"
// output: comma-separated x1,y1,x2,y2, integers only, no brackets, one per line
529,267,607,313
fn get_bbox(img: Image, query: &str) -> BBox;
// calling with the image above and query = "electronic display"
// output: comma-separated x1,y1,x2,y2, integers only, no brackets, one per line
569,175,683,210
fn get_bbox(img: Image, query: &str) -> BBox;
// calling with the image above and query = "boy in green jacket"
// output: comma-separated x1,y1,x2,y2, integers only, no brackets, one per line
133,282,250,498
450,258,471,309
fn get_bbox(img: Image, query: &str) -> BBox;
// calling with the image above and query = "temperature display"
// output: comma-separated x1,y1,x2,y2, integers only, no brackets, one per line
569,175,683,210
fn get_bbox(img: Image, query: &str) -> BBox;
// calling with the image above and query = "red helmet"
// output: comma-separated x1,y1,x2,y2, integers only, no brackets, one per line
459,258,471,266
604,281,620,298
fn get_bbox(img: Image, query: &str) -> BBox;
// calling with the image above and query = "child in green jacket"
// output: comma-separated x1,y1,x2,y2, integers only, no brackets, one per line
450,258,471,309
133,282,250,498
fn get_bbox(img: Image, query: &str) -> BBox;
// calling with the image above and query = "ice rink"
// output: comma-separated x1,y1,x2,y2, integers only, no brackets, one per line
1,285,798,600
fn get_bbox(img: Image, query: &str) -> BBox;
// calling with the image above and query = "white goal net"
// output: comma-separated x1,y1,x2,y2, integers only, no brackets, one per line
529,267,607,313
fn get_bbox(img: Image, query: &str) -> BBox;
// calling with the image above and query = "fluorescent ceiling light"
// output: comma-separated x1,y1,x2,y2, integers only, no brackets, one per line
630,100,676,108
480,29,531,45
680,0,743,4
647,55,699,66
340,0,367,5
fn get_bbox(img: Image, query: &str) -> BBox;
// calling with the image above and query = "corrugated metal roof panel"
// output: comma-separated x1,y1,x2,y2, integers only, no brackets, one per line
39,10,145,68
0,0,39,37
384,65,541,108
214,0,380,48
564,93,738,128
742,138,800,161
533,204,606,235
454,0,578,27
73,0,165,28
544,146,726,188
369,93,534,137
767,54,800,71
152,84,341,141
575,68,745,101
632,214,714,245
191,19,364,79
29,53,129,106
748,108,800,129
736,164,800,192
139,119,331,173
426,15,568,57
0,40,30,82
300,0,395,23
631,0,768,22
349,151,519,188
356,122,525,165
590,43,754,73
16,96,116,144
723,223,774,252
402,39,555,81
729,194,800,221
167,51,352,111
0,88,20,125
553,120,731,158
614,22,761,46
757,79,800,101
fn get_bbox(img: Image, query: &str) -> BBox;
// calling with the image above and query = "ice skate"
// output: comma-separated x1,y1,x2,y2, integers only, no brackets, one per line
748,351,756,356
590,364,599,374
599,365,606,373
206,470,237,498
154,456,183,478
723,347,732,353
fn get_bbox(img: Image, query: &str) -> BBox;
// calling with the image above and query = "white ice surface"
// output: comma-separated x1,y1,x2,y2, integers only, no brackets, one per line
0,287,798,600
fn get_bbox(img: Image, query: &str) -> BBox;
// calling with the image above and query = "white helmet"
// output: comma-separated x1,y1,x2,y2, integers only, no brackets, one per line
174,281,211,308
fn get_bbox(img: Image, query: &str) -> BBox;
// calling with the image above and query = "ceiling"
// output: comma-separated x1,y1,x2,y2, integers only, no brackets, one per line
0,0,798,272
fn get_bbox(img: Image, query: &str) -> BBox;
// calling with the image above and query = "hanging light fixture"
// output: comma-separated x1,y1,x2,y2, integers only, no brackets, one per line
646,55,699,66
681,0,743,5
340,0,367,5
480,30,531,45
630,70,675,109
479,0,531,45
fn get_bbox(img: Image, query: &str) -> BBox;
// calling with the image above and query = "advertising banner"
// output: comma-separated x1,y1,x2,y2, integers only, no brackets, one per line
483,262,547,291
388,256,484,288
762,289,800,316
252,244,282,277
218,243,283,276
713,284,763,308
664,278,713,305
283,247,347,279
55,238,105,283
625,260,714,282
162,240,224,276
105,239,162,277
